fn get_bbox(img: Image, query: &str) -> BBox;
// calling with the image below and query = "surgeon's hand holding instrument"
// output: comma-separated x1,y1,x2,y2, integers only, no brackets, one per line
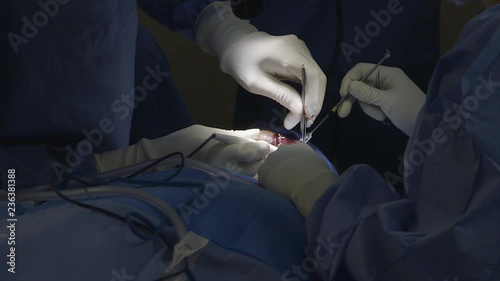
195,1,327,130
302,50,391,143
337,62,426,137
334,50,391,113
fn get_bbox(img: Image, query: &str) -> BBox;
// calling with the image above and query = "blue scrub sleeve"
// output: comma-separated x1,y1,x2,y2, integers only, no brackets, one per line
304,6,500,281
137,0,218,40
304,165,404,281
130,25,194,144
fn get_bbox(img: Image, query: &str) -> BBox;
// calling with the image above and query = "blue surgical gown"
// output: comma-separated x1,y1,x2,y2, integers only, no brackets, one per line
0,0,212,187
233,0,441,193
305,5,500,280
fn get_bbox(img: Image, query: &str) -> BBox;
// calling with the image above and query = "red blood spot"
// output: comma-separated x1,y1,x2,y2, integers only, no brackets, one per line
270,133,300,147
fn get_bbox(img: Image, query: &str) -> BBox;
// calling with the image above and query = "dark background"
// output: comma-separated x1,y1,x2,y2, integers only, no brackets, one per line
138,0,486,129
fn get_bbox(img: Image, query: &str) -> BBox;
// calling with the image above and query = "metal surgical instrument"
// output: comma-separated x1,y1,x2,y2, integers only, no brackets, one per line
332,49,391,113
300,64,307,142
304,50,391,143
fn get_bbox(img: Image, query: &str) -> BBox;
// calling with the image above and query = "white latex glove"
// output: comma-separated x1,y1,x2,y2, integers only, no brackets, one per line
171,125,276,176
94,125,276,177
338,63,426,136
258,143,337,217
195,2,326,129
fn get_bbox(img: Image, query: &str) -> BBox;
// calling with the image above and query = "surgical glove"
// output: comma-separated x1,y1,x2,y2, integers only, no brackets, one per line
338,63,426,136
94,125,274,177
172,125,274,176
195,2,326,130
258,143,337,217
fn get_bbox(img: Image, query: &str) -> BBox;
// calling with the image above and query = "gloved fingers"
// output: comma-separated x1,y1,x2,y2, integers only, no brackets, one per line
204,126,259,138
359,101,387,121
261,59,302,83
284,112,303,130
281,60,327,120
258,143,322,193
245,74,304,125
219,140,271,163
230,160,266,177
268,144,278,154
337,96,355,118
259,143,315,175
347,81,385,107
210,127,283,144
340,63,380,98
278,34,314,58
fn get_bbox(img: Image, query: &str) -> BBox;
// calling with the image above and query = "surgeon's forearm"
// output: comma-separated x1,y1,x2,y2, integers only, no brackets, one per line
195,1,258,57
291,172,337,218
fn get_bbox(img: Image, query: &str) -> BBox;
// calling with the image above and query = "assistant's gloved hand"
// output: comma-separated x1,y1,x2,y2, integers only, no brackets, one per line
169,125,275,176
94,125,275,177
195,2,326,130
338,63,426,136
258,143,337,217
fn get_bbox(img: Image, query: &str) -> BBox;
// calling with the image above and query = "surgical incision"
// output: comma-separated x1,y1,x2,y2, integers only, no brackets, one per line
261,130,300,147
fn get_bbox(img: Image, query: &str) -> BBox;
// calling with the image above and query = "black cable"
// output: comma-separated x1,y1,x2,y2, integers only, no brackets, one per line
126,152,185,179
138,133,216,186
47,134,218,281
187,133,216,158
68,176,93,186
146,134,219,281
51,178,173,249
126,133,217,182
34,176,93,205
51,181,197,281
163,152,185,182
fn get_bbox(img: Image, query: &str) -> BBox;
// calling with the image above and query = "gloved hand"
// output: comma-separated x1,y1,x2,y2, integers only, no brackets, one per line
258,143,337,217
338,63,426,136
195,2,326,130
94,125,275,176
169,125,275,176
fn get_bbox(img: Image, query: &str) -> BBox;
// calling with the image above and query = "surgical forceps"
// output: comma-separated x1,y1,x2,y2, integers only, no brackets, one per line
303,50,391,143
300,65,307,142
